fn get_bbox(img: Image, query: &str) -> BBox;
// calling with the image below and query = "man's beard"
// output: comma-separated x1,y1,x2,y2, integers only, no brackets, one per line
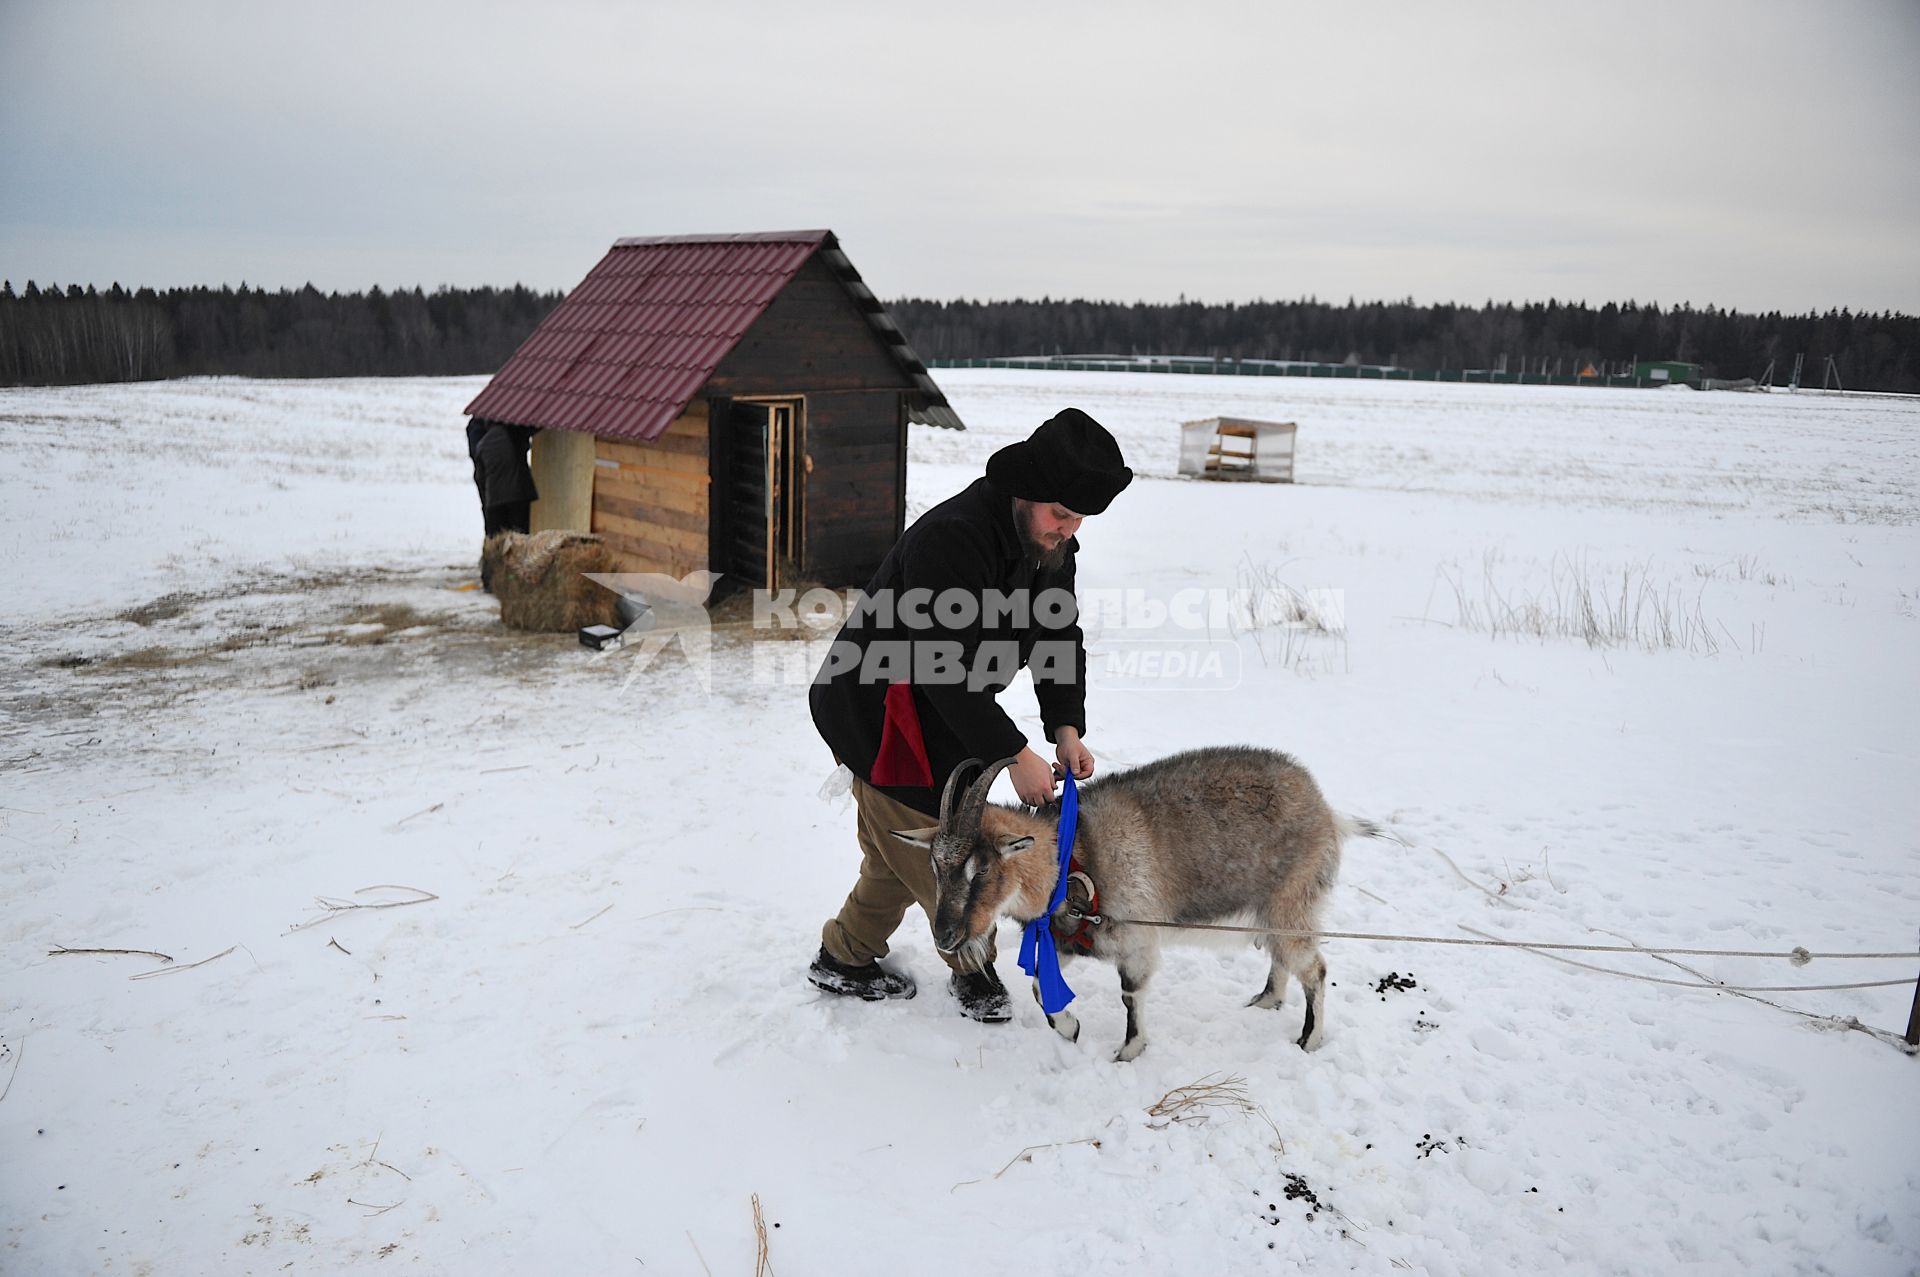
1015,502,1070,569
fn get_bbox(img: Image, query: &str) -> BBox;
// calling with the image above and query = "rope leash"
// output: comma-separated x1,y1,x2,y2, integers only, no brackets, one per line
1086,918,1912,963
1085,916,1915,992
1448,926,1915,994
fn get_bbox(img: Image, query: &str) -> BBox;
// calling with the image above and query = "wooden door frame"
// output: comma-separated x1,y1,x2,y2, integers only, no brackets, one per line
730,394,805,590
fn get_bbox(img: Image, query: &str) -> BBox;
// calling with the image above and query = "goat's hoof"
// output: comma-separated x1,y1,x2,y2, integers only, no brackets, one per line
1295,1030,1323,1052
1047,1012,1081,1044
1113,1039,1146,1063
1246,992,1282,1010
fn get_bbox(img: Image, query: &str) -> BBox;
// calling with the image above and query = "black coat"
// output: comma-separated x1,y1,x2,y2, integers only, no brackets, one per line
468,421,538,509
810,476,1087,817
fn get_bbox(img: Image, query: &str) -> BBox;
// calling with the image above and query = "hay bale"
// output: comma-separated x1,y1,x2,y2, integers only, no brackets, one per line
481,531,621,632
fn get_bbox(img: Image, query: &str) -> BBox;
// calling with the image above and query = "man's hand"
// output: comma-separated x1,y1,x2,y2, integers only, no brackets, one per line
1009,748,1057,807
1053,727,1095,782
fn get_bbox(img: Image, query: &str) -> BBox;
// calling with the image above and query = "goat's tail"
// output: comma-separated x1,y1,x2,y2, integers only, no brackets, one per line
1334,812,1401,845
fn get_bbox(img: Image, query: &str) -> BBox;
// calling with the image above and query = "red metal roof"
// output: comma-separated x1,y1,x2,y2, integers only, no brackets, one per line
464,230,832,443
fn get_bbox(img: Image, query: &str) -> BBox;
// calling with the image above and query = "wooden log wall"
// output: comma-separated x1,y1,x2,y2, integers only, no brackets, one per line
706,251,919,587
591,402,710,578
800,389,905,586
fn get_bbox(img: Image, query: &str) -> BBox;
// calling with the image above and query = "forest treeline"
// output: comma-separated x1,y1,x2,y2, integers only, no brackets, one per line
0,280,563,385
889,296,1919,392
2,280,1914,393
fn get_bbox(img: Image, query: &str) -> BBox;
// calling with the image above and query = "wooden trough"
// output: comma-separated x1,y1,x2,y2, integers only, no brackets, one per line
1177,416,1298,483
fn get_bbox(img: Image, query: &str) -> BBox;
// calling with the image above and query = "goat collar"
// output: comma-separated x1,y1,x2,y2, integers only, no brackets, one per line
1016,771,1079,1014
1054,859,1100,955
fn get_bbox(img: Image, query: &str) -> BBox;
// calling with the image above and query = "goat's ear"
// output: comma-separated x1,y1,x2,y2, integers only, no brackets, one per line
996,835,1036,858
889,826,939,850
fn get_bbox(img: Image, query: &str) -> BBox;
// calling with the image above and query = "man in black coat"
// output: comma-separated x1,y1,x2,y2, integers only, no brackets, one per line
807,408,1132,1022
466,419,538,538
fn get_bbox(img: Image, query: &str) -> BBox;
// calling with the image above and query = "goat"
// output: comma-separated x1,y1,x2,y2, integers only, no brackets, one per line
893,747,1382,1062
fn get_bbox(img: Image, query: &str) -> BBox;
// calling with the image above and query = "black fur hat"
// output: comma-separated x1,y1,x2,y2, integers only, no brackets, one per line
985,408,1133,515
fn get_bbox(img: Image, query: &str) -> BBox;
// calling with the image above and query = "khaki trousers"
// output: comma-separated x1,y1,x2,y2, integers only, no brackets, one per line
821,778,996,973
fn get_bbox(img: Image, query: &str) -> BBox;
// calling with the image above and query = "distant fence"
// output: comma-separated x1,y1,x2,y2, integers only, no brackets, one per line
929,355,1672,389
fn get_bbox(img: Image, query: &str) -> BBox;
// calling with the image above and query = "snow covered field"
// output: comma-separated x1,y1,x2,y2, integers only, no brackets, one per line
2,369,1917,1275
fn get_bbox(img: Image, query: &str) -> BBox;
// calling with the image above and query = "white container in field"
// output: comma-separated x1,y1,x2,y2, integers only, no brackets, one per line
1178,417,1298,482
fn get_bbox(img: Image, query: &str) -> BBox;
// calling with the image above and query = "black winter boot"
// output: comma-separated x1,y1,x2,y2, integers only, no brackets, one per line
808,947,916,1001
949,967,1012,1023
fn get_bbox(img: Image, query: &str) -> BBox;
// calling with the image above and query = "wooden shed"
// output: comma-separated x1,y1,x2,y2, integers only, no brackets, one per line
463,230,962,592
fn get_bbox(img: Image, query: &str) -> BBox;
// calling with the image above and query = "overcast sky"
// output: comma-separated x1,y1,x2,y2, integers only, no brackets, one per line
3,0,1916,314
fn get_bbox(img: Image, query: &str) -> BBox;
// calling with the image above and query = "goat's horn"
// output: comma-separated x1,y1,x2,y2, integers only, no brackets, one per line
939,758,984,827
954,755,1019,839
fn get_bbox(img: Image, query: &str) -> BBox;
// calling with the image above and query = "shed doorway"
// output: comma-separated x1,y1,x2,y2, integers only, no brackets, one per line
725,398,806,592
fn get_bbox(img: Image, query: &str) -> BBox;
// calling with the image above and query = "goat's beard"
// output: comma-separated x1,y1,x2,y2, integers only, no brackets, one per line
1015,501,1071,570
950,933,994,974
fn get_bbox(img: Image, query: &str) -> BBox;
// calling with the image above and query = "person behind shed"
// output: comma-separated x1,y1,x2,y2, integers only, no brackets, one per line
465,420,539,539
807,408,1132,1022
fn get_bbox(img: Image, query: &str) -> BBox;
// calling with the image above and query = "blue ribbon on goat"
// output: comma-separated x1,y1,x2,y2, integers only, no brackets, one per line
1017,771,1079,1014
